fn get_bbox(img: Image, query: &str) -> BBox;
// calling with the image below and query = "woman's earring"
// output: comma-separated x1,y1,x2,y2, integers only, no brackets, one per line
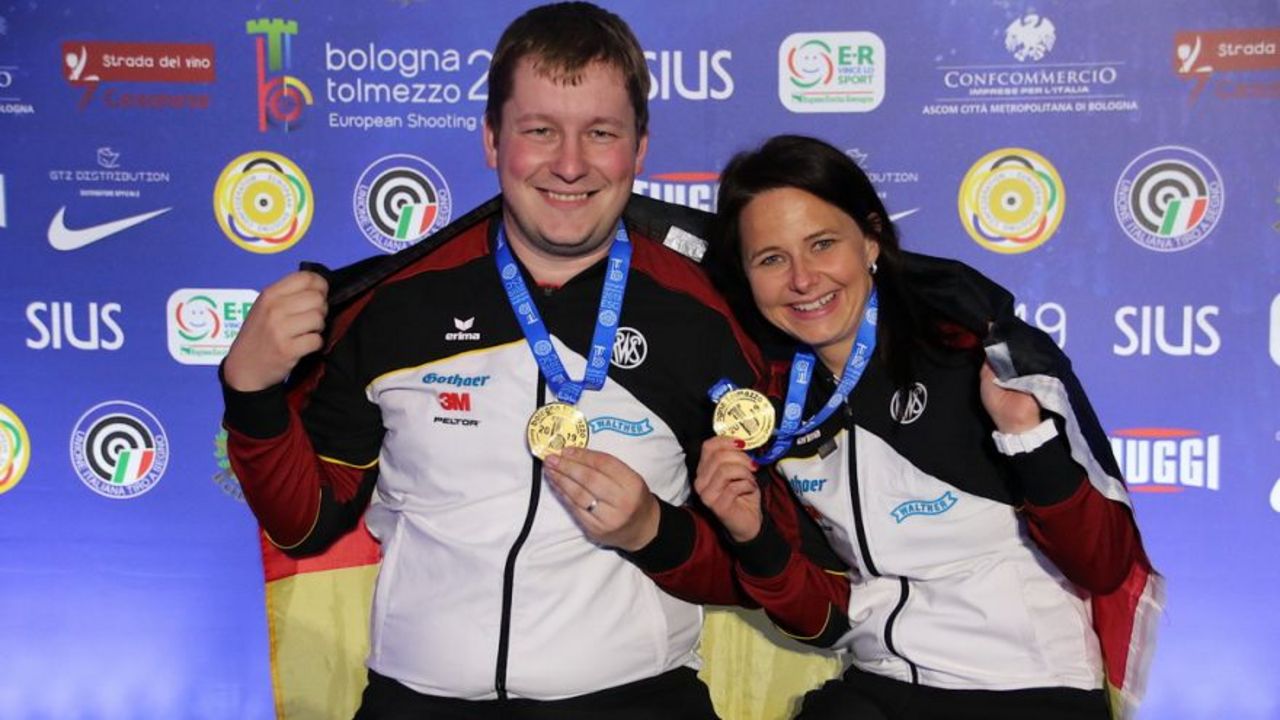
869,261,878,275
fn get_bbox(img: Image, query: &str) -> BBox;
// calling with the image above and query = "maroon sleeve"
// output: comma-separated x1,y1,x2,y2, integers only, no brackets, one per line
731,471,852,645
624,500,753,607
1022,476,1141,595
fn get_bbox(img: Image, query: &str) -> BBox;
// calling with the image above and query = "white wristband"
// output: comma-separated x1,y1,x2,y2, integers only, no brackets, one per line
992,418,1057,455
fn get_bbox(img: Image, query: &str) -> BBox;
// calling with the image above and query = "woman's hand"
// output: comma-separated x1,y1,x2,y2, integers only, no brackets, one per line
543,447,661,552
979,361,1043,434
694,436,764,543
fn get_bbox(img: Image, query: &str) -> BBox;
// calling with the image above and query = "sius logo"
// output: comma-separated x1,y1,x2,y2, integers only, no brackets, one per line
589,417,653,437
1113,305,1220,357
246,18,313,131
26,301,123,351
891,491,958,523
780,32,886,113
788,475,828,494
1005,12,1056,62
1110,428,1220,492
445,316,480,341
889,383,927,424
645,49,733,100
611,327,648,369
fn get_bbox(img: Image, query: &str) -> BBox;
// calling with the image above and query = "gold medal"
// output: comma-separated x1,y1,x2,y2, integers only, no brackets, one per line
713,388,775,450
526,402,590,460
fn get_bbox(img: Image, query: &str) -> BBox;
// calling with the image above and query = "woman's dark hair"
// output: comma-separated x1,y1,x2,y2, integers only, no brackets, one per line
709,135,938,387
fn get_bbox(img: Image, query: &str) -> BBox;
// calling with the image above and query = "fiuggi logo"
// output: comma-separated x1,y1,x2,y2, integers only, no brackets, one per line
633,172,719,212
1110,427,1220,492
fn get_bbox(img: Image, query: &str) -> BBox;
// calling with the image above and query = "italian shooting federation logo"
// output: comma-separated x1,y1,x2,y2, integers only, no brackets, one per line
354,154,453,253
959,148,1064,254
214,151,313,254
1115,146,1223,252
0,404,31,496
70,401,168,499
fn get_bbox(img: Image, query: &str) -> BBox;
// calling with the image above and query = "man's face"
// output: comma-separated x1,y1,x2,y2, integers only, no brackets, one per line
484,57,647,261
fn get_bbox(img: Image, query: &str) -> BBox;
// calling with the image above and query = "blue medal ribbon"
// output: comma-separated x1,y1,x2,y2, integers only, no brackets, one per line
495,222,631,405
710,287,879,463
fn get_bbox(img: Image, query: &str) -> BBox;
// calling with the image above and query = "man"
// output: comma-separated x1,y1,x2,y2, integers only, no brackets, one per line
221,3,760,718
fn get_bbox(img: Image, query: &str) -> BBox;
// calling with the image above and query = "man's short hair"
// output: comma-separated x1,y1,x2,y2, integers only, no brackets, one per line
485,2,650,138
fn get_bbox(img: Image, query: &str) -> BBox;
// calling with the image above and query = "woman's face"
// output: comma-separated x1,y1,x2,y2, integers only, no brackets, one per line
739,187,880,368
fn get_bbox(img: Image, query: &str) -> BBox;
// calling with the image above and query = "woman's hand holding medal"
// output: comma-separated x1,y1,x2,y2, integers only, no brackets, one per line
694,436,764,544
544,448,662,552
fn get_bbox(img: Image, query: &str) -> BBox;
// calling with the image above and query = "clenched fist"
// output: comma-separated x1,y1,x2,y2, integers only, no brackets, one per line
223,271,329,392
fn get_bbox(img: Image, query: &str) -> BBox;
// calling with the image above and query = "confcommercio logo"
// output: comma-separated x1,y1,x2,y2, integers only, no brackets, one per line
353,154,452,253
70,400,168,499
1110,428,1220,493
167,289,258,364
246,18,313,131
60,40,214,110
779,32,885,113
0,403,31,495
958,148,1063,253
1114,146,1223,252
214,152,313,253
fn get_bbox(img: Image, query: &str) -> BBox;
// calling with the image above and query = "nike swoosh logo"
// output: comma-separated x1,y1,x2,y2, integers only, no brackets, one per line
47,206,172,251
889,208,920,222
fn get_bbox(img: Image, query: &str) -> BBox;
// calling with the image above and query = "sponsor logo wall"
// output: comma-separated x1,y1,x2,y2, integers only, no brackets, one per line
0,3,1276,719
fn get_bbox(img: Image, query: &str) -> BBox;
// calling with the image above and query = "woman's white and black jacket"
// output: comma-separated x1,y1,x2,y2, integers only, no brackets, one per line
632,253,1162,719
220,196,762,701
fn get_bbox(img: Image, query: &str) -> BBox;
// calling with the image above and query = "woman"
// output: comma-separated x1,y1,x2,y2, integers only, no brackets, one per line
691,135,1160,720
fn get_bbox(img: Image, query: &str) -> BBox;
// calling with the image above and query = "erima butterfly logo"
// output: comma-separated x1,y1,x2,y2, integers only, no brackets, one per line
446,316,479,341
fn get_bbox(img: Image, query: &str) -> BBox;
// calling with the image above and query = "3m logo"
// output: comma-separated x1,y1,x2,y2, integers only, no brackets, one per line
439,392,471,412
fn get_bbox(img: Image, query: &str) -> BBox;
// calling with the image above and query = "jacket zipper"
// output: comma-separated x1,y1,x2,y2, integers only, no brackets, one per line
845,403,919,684
494,372,547,699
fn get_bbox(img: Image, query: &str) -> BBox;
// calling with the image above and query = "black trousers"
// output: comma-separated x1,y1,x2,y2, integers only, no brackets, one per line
797,666,1110,720
353,666,719,720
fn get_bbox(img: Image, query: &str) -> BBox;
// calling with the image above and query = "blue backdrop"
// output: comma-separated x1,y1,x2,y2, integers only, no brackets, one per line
1,1,1277,718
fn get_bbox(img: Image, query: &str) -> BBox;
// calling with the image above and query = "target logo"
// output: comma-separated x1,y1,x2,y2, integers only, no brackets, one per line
70,401,168,499
353,154,453,253
213,151,313,254
0,404,31,496
1114,146,1223,252
958,148,1064,254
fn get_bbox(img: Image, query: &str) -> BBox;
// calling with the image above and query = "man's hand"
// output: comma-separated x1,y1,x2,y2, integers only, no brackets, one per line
694,436,763,543
543,447,661,552
223,271,329,392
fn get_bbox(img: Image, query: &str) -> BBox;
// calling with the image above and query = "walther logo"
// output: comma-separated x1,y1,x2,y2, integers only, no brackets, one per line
1110,428,1220,492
